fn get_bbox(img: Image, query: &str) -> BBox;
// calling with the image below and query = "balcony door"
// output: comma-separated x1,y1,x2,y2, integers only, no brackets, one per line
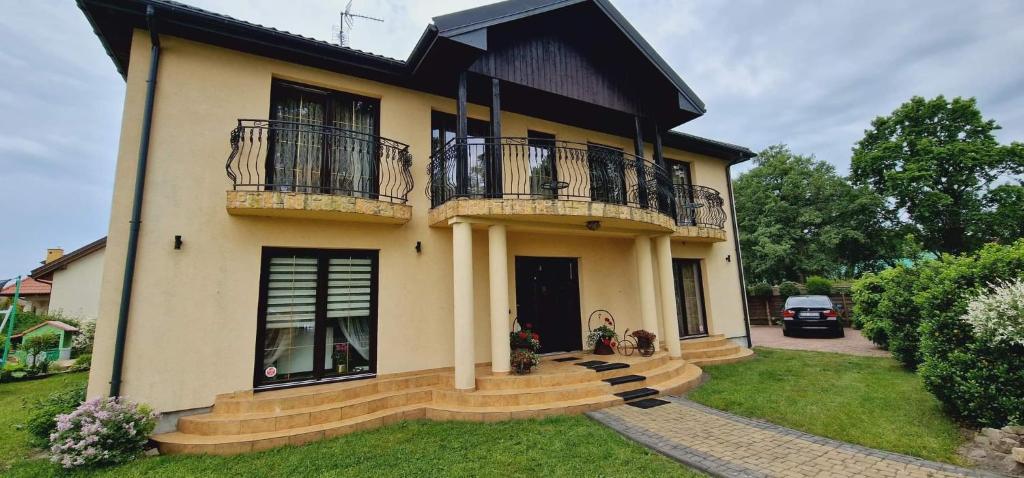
429,111,491,204
673,259,708,338
268,81,380,197
255,248,378,388
668,159,695,225
587,143,627,205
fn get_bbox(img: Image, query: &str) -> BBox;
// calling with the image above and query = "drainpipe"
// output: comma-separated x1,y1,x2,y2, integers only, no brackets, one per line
726,156,753,348
110,5,160,397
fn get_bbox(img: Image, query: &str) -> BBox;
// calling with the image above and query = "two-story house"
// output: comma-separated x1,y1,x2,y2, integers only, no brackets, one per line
79,0,755,455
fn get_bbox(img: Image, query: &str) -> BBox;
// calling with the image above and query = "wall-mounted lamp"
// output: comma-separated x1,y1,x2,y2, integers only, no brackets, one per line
415,241,422,253
174,235,183,250
725,254,731,262
585,221,601,231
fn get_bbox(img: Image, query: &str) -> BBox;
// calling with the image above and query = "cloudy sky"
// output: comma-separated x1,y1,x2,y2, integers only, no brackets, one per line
1,0,1022,280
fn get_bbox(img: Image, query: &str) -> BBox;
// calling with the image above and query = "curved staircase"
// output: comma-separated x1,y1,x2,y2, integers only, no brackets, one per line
680,334,754,365
152,352,704,455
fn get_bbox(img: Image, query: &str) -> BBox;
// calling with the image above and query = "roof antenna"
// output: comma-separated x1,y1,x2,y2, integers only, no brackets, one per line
333,0,383,48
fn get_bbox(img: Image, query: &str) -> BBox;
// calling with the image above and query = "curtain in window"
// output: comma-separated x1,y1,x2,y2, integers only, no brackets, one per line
326,257,372,360
329,99,377,197
673,260,707,337
262,256,318,380
671,161,695,225
271,95,324,193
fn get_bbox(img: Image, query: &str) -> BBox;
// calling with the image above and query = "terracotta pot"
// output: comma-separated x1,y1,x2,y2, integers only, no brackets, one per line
594,340,614,355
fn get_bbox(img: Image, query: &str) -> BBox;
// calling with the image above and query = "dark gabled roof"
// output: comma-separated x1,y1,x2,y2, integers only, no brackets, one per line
30,237,107,281
430,0,705,115
663,131,756,163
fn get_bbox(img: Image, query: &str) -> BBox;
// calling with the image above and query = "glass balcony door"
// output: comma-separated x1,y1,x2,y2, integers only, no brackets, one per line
673,259,708,337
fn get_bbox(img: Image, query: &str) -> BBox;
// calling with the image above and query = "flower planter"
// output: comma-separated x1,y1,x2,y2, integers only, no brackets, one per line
593,341,615,355
636,338,655,357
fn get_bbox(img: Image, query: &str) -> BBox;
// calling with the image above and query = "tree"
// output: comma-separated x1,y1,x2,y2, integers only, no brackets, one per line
734,144,900,283
851,95,1024,255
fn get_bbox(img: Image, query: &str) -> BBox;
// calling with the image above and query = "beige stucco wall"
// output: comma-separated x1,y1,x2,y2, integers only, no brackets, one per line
48,248,105,321
88,31,747,412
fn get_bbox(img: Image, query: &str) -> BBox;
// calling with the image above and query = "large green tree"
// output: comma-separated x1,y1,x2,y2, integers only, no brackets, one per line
734,144,900,283
851,96,1024,254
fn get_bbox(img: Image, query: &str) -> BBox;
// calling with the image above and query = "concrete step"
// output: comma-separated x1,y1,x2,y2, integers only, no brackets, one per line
682,343,742,360
687,347,755,366
678,334,728,351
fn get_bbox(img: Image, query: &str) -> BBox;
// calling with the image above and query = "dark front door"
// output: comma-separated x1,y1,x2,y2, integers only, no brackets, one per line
673,259,709,337
514,257,582,354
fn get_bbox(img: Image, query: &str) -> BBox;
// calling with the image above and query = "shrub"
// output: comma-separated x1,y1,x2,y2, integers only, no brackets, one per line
50,397,158,469
963,279,1024,346
916,241,1024,426
23,382,87,446
71,354,92,372
850,264,927,367
777,281,801,298
748,282,773,297
850,272,883,331
804,276,833,295
72,320,95,357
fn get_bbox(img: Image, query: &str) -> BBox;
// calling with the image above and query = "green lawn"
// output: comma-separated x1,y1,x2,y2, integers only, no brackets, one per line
688,347,964,464
0,372,87,470
2,374,700,478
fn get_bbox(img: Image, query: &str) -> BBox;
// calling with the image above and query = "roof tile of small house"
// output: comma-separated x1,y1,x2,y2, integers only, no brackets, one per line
11,320,79,339
0,277,51,297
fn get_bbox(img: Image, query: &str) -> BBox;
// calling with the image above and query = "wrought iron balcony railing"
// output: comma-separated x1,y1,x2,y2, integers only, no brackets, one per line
226,119,413,203
427,137,674,210
426,137,726,229
674,184,727,229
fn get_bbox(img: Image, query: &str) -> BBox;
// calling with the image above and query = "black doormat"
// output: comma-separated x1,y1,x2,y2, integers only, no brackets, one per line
591,362,630,372
552,356,581,362
627,398,670,409
614,387,658,401
603,374,645,385
576,360,607,367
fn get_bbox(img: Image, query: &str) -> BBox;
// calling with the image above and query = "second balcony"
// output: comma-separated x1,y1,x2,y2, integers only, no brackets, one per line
426,138,726,241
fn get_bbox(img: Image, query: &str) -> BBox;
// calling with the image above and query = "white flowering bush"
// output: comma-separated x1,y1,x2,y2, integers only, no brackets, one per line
962,278,1024,346
49,397,157,469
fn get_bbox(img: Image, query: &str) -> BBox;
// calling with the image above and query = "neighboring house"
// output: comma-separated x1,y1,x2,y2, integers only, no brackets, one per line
78,0,755,452
0,277,51,314
31,237,106,321
11,320,79,361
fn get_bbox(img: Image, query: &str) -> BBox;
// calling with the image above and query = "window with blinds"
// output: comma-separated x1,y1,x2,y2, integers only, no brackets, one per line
257,249,378,387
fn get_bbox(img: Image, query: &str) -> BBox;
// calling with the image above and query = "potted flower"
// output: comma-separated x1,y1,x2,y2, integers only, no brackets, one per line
510,323,541,352
586,325,618,355
509,322,541,374
333,343,350,374
631,330,657,357
511,349,538,375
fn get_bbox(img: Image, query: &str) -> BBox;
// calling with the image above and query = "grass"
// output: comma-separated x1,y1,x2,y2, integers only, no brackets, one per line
2,374,701,478
0,372,87,470
688,347,964,464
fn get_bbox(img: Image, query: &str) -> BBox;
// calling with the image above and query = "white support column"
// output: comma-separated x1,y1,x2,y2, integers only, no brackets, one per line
655,235,682,358
634,236,660,340
488,224,511,374
452,221,476,390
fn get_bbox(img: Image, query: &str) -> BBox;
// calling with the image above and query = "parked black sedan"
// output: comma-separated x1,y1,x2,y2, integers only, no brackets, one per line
781,295,845,338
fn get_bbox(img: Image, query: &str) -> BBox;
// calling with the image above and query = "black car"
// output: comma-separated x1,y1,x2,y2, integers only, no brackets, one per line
781,295,844,337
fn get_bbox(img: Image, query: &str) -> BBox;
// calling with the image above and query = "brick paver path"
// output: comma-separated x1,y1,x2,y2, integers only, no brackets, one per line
589,397,997,478
751,326,889,357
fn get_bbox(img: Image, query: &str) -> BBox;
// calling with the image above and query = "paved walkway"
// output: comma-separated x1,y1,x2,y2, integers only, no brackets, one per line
589,397,998,478
751,325,889,357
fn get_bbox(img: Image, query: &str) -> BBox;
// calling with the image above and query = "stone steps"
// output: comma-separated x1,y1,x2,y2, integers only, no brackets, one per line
687,347,755,366
152,354,706,456
677,334,728,350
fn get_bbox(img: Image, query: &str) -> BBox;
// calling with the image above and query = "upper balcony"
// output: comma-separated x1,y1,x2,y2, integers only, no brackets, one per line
225,120,413,224
426,138,727,241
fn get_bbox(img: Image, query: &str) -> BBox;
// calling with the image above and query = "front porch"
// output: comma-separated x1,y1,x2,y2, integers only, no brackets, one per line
152,340,750,455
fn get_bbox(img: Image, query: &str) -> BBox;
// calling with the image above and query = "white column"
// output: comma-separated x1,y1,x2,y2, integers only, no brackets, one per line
452,221,476,390
488,224,511,374
655,235,682,358
634,236,660,339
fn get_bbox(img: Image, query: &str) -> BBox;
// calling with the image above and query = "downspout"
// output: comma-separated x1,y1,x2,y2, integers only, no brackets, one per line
726,156,753,348
110,5,160,397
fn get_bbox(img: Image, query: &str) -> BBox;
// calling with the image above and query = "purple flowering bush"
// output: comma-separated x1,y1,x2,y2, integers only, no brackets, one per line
49,397,158,469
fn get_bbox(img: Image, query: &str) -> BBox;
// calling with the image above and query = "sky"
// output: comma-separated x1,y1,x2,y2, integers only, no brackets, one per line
1,0,1022,280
